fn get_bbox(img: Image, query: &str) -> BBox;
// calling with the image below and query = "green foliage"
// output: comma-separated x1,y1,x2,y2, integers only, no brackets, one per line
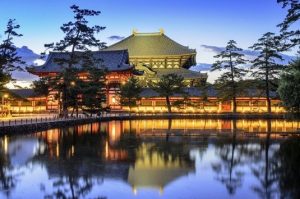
277,0,300,51
250,32,285,113
278,58,300,112
119,77,142,111
150,73,185,113
274,137,300,199
0,19,24,91
211,40,247,113
42,5,106,117
80,66,107,114
32,77,50,96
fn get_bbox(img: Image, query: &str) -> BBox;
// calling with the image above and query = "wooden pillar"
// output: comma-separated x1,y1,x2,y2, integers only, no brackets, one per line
179,56,182,67
218,101,222,113
18,101,21,114
152,100,155,112
165,58,167,68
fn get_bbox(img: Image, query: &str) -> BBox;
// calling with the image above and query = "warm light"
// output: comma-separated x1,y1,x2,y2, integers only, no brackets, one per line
56,144,59,157
105,141,109,159
71,145,74,156
112,96,116,104
133,187,137,195
70,81,76,86
4,136,8,154
3,94,8,98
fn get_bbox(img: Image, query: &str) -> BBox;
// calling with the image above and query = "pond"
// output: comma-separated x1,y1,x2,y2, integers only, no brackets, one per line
0,119,300,199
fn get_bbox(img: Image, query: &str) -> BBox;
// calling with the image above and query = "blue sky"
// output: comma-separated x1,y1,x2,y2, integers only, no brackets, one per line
0,0,293,85
0,0,288,59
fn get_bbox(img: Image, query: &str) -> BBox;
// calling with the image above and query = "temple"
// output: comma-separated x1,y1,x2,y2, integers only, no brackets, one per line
105,29,207,86
22,30,286,114
28,50,133,110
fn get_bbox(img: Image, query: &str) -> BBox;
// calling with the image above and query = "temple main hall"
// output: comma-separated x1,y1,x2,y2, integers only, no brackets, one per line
24,30,284,114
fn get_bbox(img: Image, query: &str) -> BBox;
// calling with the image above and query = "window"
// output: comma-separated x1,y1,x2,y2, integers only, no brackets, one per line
141,100,152,106
252,101,266,106
156,101,167,106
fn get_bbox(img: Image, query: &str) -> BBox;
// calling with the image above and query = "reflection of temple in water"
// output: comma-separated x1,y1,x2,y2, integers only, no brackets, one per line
0,119,299,196
121,119,300,133
0,121,196,194
128,143,195,194
38,122,195,192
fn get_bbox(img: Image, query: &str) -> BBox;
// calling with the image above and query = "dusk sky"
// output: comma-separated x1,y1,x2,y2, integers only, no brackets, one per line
0,0,293,85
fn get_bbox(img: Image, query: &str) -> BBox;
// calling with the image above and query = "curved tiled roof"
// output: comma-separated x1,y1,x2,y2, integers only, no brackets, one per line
29,50,132,74
140,87,278,98
9,89,42,99
105,32,196,56
151,68,207,80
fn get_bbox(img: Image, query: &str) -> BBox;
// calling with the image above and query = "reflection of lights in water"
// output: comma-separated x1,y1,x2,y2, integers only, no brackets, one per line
4,136,8,154
109,121,121,144
71,145,74,156
124,119,300,134
112,122,116,140
105,141,109,159
38,143,46,154
133,187,137,195
159,187,163,195
56,144,59,157
112,96,116,104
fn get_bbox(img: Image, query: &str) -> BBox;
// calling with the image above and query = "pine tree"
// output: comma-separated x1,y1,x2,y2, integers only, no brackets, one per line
278,58,300,113
211,40,247,113
80,64,107,116
32,77,50,96
277,0,300,50
150,74,185,113
119,77,142,114
0,19,24,92
250,32,284,113
43,5,106,117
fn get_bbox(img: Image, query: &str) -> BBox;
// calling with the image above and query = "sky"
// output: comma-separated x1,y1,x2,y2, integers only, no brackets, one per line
0,0,294,85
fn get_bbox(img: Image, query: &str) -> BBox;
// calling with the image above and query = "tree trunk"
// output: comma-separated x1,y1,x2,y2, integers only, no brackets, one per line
62,85,68,118
230,53,237,114
233,97,237,114
71,107,75,117
230,127,236,186
166,119,172,141
265,68,271,114
166,96,172,113
265,120,271,196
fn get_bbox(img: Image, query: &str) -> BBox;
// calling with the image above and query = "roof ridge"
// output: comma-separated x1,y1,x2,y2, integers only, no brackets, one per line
162,34,196,52
133,32,163,36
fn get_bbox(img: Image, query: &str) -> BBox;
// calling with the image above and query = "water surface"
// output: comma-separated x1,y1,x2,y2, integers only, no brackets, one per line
0,119,300,199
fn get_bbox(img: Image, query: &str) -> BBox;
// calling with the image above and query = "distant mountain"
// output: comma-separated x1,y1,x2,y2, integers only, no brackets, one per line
16,46,41,65
8,46,45,88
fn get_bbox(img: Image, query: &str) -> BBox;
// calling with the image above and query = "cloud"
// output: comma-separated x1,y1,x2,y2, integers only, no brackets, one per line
107,35,125,41
190,63,212,72
200,44,295,65
201,45,225,54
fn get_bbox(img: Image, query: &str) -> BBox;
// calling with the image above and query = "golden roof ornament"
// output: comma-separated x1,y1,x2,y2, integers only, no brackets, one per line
132,29,138,35
159,28,165,35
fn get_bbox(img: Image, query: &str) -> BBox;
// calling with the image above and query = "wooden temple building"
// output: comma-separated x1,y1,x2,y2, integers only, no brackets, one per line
26,30,285,114
29,50,133,110
105,29,207,86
